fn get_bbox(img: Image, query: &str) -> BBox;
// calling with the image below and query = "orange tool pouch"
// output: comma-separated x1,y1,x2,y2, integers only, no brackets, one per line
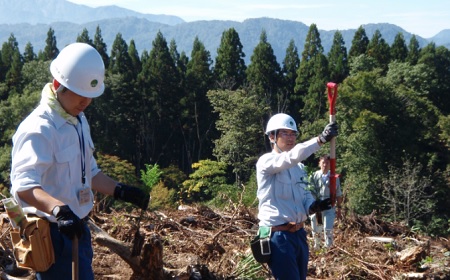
10,216,55,272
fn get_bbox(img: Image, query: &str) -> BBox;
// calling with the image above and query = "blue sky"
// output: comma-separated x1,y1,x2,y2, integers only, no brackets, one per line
68,0,449,38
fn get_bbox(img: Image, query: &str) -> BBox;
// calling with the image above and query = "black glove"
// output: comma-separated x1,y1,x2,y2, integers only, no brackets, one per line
309,198,332,214
318,122,338,144
52,205,83,239
114,183,150,210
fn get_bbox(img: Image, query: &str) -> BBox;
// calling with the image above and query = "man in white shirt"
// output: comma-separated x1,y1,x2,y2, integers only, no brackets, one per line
256,113,337,280
10,43,149,280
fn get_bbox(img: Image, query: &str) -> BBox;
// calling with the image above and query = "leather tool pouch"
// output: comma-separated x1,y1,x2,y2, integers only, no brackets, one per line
250,226,271,263
10,216,55,272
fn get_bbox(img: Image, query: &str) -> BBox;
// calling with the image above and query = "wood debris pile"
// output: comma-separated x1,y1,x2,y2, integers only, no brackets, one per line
1,206,449,280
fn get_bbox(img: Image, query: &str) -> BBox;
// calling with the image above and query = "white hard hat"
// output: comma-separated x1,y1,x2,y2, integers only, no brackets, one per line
265,113,298,135
50,43,105,98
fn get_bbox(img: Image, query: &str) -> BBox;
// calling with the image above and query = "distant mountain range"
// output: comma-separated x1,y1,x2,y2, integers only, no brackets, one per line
0,0,184,25
1,0,449,65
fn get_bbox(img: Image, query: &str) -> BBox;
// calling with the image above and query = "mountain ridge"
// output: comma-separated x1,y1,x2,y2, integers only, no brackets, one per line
1,0,449,65
0,0,184,25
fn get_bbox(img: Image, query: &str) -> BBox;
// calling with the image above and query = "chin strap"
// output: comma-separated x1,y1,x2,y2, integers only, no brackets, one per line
271,131,284,153
275,143,283,153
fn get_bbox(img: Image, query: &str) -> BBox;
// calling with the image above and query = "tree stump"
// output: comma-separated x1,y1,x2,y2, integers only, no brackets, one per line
139,234,164,279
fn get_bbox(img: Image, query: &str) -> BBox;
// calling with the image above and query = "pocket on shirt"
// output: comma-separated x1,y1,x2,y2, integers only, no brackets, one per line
275,172,291,200
55,142,79,184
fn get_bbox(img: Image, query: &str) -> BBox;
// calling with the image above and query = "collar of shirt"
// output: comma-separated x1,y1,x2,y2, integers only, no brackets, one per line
40,83,78,125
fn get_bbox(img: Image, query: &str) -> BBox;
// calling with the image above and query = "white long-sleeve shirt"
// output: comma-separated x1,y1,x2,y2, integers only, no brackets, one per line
256,138,320,226
10,86,100,222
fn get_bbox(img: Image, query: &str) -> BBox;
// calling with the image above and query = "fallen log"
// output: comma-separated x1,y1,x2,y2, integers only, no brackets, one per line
87,219,141,272
87,219,165,279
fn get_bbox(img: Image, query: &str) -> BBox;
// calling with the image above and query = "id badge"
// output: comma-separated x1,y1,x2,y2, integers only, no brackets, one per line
78,188,92,205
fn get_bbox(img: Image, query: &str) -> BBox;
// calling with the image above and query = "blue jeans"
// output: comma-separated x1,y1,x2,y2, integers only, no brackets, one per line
36,222,94,280
268,228,309,280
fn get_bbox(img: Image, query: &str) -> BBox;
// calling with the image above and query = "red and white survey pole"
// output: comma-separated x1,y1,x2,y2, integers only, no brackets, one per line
327,82,338,207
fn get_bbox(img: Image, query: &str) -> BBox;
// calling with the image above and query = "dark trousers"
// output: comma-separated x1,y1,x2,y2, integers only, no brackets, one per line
36,222,94,280
268,228,309,280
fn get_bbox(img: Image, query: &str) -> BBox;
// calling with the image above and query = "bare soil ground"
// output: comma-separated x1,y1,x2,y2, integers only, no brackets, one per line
1,205,450,280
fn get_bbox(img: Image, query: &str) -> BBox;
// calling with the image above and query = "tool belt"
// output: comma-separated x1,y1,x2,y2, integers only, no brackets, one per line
250,222,304,263
272,222,304,233
250,226,271,263
10,216,55,272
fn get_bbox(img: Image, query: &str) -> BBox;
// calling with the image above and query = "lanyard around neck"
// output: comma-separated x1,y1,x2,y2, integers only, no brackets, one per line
74,116,86,185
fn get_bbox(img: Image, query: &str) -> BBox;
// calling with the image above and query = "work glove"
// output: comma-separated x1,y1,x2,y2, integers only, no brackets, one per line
309,198,332,215
114,183,150,210
52,205,83,239
318,122,338,144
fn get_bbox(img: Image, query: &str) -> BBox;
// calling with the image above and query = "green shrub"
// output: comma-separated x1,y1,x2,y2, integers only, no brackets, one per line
150,181,177,209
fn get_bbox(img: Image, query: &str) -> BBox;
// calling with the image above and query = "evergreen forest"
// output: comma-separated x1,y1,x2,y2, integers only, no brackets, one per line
0,24,449,237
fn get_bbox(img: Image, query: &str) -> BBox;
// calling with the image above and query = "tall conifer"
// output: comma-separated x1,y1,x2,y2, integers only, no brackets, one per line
390,32,408,62
40,28,58,61
327,31,348,84
246,30,282,113
294,24,328,123
214,28,246,90
349,25,369,60
282,39,300,118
